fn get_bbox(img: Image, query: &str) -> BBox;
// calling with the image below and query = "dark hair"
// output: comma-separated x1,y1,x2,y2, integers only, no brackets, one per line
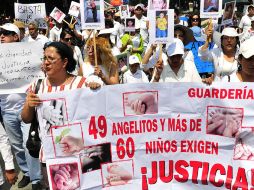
60,29,73,40
248,5,254,12
44,42,76,73
174,8,180,16
188,12,201,27
220,35,240,53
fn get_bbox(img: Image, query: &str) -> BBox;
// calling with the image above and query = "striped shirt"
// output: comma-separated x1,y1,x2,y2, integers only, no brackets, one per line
28,76,87,94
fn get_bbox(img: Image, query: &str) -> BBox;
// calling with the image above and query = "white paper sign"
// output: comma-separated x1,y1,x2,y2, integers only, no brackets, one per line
38,82,254,190
80,0,105,29
14,3,46,24
50,7,66,24
0,42,44,94
222,1,236,25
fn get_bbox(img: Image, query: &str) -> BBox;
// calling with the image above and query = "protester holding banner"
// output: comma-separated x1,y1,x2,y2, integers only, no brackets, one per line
79,37,119,85
0,23,42,189
22,21,49,45
153,38,202,82
199,27,240,82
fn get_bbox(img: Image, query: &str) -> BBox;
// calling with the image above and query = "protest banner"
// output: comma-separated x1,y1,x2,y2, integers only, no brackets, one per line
149,9,174,44
35,18,48,29
0,41,44,94
50,7,66,24
14,3,46,24
37,82,254,190
200,0,222,19
80,0,105,29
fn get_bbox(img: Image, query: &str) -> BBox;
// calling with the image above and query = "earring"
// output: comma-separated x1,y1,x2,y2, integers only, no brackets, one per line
237,62,242,71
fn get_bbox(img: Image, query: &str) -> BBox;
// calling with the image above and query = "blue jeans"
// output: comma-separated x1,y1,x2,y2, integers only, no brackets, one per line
1,110,41,184
156,29,167,38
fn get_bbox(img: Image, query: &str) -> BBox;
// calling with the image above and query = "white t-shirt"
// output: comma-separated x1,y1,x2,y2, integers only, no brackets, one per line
123,69,149,83
239,15,254,33
72,46,84,75
132,15,149,46
49,26,62,42
198,47,238,80
221,72,241,82
22,34,49,46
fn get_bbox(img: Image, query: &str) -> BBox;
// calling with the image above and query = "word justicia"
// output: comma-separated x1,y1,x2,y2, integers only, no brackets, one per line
141,160,254,190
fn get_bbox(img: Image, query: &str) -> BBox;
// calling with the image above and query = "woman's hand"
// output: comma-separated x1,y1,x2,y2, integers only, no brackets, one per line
26,92,42,108
94,66,104,79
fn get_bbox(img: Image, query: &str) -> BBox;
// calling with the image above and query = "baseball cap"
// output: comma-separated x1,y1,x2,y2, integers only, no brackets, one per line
13,20,25,29
135,4,144,10
221,27,240,37
239,36,254,59
190,26,205,42
166,38,184,57
0,23,20,39
129,55,140,65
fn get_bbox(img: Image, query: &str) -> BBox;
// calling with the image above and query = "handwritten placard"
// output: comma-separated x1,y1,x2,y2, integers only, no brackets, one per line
0,42,45,94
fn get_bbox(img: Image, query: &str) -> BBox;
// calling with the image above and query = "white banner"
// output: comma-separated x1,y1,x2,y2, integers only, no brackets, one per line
14,3,46,24
38,83,254,190
0,42,44,94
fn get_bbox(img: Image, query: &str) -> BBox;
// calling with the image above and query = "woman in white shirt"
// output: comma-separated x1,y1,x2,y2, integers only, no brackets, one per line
199,27,240,82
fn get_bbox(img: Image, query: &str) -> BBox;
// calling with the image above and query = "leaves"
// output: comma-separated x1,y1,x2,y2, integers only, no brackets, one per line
55,128,71,144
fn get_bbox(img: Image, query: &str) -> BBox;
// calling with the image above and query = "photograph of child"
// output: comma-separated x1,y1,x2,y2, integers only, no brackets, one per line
120,5,129,18
117,53,128,72
207,106,243,138
101,160,133,187
204,0,219,12
156,11,168,38
234,130,254,161
149,0,168,10
49,162,80,190
68,1,80,17
123,91,158,116
222,2,235,22
51,124,84,157
50,7,66,23
80,143,112,173
125,18,135,32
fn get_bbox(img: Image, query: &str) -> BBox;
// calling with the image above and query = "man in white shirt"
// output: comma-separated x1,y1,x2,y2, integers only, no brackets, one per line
153,38,202,82
49,21,62,42
132,4,149,49
239,5,254,33
0,122,17,188
22,21,49,45
123,55,149,83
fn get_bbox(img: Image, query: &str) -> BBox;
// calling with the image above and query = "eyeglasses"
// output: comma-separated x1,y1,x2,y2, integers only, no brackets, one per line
63,37,72,42
192,18,200,22
41,56,61,64
0,30,15,36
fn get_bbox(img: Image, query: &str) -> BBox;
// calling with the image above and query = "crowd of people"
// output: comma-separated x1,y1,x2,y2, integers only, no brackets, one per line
1,1,254,190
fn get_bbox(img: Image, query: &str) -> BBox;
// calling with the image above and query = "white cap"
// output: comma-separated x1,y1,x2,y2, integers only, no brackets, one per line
166,38,184,57
0,23,20,39
135,3,144,10
222,27,240,37
240,36,254,59
98,28,115,36
129,55,140,65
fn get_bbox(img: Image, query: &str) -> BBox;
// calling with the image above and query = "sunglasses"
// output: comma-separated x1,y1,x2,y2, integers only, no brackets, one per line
192,18,200,22
0,30,15,36
63,37,72,42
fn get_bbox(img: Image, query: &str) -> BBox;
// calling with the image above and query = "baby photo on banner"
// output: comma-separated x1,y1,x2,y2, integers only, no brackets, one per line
200,0,222,18
222,1,236,25
80,0,105,29
149,9,174,44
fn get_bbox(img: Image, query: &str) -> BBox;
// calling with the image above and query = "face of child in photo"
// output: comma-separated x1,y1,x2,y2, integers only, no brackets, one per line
160,13,165,18
127,20,134,27
152,0,166,9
